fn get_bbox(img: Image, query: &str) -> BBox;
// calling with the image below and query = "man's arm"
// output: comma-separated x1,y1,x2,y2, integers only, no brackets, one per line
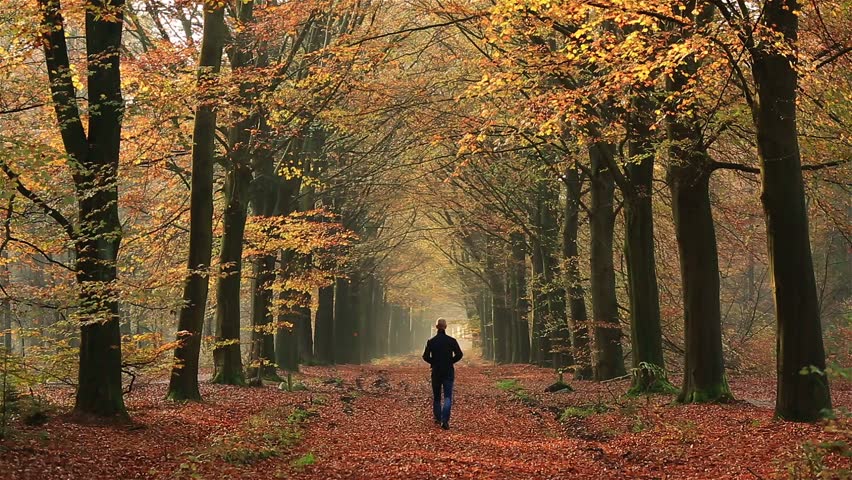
451,339,463,363
422,340,432,364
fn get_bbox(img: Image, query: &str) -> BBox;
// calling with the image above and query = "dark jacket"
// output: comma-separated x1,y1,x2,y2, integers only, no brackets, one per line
422,330,463,378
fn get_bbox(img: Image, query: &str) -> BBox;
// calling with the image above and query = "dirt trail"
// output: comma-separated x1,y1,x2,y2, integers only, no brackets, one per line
292,361,605,480
296,366,600,479
288,358,850,480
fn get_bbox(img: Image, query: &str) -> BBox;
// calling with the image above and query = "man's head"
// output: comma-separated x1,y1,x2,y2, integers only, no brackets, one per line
435,318,447,331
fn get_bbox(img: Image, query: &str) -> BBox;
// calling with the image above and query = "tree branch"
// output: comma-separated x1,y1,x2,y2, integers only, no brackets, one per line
0,159,77,241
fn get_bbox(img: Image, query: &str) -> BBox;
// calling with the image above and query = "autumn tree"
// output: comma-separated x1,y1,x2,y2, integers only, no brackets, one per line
166,0,227,402
32,0,127,418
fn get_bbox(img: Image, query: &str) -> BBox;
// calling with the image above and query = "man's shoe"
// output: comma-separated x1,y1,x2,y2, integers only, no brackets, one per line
441,422,449,430
434,418,441,425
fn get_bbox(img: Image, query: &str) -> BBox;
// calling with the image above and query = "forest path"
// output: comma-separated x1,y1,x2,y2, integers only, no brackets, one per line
3,357,844,479
292,359,626,480
288,358,850,479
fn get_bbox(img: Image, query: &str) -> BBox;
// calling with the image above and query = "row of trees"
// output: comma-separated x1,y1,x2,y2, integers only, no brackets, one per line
401,0,848,422
0,0,446,418
0,0,847,425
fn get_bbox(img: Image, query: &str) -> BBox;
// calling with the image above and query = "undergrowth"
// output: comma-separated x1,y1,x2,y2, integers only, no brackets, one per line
176,404,319,472
496,379,537,406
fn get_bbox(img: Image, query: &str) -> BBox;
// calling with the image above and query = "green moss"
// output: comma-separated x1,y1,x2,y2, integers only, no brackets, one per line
678,377,735,404
496,379,537,406
496,379,522,391
292,452,316,469
165,389,202,403
628,362,678,396
287,406,319,424
210,370,246,386
558,402,610,421
203,405,314,466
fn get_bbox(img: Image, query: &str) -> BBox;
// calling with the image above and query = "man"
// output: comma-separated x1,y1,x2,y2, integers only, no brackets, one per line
422,318,463,430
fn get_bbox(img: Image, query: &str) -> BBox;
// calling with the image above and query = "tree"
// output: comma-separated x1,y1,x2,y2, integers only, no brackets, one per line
588,142,627,380
166,0,227,402
665,2,731,404
561,164,592,379
746,0,831,420
27,0,127,418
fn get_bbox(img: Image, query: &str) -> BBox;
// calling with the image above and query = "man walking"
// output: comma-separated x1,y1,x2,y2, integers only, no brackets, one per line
422,318,463,430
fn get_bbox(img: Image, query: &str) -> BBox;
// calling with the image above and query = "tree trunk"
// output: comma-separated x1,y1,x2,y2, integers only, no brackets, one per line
562,164,593,379
333,278,353,363
624,98,668,393
296,302,313,365
669,163,731,402
666,3,731,403
589,143,627,380
210,164,250,385
247,252,277,384
359,275,375,362
480,290,494,360
314,284,335,363
248,164,298,382
274,259,301,373
348,274,363,363
751,0,831,421
486,254,511,363
529,238,550,366
510,233,530,363
372,282,387,358
538,185,571,369
1,245,10,352
210,0,257,386
37,0,128,418
166,2,225,401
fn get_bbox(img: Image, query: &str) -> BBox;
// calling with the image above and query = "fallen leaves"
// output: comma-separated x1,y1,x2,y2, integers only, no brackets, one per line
0,359,849,479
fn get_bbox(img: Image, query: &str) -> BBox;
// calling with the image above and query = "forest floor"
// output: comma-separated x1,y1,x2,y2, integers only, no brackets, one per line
1,356,850,479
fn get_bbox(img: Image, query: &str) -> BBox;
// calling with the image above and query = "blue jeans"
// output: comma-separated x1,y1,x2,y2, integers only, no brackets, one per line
432,374,454,423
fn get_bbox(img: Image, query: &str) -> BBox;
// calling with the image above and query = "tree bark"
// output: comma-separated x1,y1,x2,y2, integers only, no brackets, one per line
333,278,354,363
750,0,831,421
348,273,363,363
166,1,225,402
372,282,387,358
510,232,530,363
624,97,668,393
1,249,11,352
562,164,593,379
38,0,127,418
589,143,626,380
247,252,277,384
486,255,511,363
538,185,571,369
666,2,731,403
210,164,250,385
274,250,301,373
211,0,256,386
669,163,731,402
529,239,550,366
314,284,335,363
